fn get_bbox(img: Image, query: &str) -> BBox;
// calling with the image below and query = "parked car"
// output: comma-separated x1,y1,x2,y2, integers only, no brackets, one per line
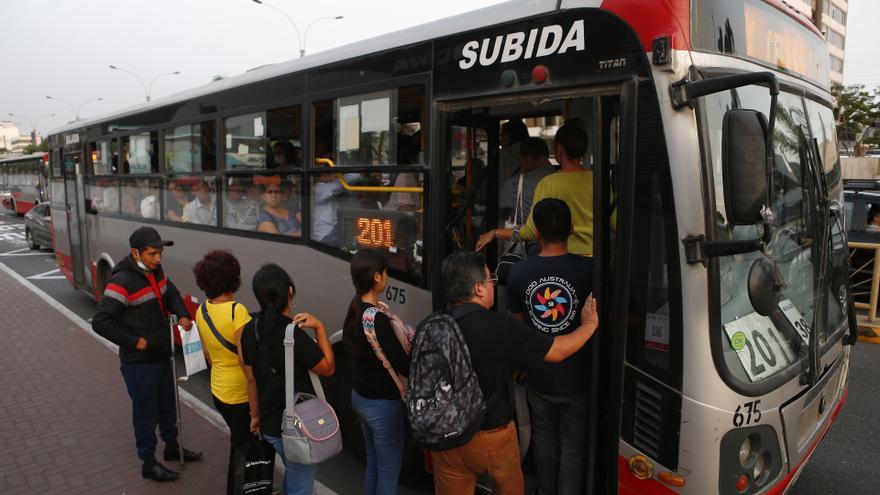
24,202,53,250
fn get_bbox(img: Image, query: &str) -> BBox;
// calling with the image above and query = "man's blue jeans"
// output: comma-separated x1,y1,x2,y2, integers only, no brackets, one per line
527,390,588,495
351,389,405,495
120,360,178,462
263,433,317,495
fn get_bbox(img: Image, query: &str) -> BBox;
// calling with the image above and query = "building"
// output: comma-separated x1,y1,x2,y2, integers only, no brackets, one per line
0,122,21,152
788,0,848,85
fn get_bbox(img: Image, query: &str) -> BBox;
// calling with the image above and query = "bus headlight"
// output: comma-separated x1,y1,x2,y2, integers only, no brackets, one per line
720,426,781,494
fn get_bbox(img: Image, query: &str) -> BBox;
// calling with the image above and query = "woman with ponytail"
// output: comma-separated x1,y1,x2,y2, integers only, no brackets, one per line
237,263,334,495
342,250,411,495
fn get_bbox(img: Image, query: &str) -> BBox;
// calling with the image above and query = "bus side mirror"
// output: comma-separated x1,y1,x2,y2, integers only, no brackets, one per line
722,109,769,225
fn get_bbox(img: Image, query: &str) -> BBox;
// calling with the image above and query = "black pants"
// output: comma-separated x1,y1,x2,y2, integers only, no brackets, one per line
213,396,252,495
120,360,177,462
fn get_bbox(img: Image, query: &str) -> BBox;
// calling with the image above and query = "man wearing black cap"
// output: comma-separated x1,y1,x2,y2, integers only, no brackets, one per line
92,226,202,481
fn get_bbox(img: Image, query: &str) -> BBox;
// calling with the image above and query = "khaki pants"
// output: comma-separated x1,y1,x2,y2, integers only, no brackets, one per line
432,421,523,495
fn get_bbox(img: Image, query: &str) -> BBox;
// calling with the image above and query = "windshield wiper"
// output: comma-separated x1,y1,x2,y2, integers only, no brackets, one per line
799,129,830,386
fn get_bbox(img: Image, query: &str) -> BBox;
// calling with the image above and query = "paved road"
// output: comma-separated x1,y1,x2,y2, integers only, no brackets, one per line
2,210,878,494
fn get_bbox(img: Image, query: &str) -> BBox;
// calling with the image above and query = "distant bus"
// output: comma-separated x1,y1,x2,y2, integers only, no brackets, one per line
46,0,855,493
0,152,48,214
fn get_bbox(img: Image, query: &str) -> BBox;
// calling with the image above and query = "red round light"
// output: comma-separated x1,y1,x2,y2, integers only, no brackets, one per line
532,65,549,84
736,474,749,492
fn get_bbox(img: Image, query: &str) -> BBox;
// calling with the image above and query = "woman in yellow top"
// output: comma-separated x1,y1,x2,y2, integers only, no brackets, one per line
193,250,261,495
476,124,594,256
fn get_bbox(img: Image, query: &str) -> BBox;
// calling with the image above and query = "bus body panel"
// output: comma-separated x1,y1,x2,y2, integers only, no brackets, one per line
82,215,432,334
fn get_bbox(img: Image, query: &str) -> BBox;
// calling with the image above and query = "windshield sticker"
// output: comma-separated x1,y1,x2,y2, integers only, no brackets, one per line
778,299,811,346
724,313,796,382
644,312,670,351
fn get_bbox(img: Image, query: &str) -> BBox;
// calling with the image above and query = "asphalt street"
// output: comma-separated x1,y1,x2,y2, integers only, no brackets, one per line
1,209,877,494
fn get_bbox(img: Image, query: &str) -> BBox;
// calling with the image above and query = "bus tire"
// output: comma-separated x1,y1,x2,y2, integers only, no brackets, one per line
26,229,39,250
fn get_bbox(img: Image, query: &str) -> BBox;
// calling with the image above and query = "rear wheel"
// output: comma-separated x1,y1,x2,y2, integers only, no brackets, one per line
26,229,39,250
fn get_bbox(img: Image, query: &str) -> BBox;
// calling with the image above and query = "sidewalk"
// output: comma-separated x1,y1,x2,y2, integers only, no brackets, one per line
0,264,229,494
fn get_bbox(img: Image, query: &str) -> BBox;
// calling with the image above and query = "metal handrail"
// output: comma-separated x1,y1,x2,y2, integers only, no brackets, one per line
849,241,880,322
314,158,424,193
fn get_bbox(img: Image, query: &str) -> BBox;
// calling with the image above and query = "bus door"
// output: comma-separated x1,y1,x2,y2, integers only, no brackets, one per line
63,152,88,288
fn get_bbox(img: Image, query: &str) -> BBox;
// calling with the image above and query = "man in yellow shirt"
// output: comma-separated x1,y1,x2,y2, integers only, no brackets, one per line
477,124,594,256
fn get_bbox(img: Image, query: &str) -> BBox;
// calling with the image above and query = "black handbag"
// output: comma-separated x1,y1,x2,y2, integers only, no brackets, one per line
495,240,524,286
242,437,275,495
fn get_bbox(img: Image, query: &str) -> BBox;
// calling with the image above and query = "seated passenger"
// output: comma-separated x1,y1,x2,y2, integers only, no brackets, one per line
506,198,593,495
258,181,301,236
224,178,259,230
166,181,190,222
272,141,300,168
183,180,217,226
477,124,594,256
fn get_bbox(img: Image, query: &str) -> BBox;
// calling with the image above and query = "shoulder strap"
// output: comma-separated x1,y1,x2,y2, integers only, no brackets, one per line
231,302,238,321
284,323,297,413
362,307,406,397
201,304,237,355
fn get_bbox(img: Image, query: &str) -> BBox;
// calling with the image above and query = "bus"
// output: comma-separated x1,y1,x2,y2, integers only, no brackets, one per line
46,0,855,493
0,152,48,214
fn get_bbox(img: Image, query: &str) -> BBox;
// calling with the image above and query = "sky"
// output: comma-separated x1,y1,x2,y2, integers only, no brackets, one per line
1,0,877,137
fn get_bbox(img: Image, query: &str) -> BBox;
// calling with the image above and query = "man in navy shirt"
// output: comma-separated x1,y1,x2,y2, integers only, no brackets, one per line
507,198,594,495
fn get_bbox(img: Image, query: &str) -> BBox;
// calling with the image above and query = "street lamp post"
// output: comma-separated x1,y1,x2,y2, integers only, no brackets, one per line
108,65,180,102
46,96,103,121
8,113,55,145
250,0,342,57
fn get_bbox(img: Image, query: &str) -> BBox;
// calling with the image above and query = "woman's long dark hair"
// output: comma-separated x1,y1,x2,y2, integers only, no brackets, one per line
342,250,388,358
251,263,295,356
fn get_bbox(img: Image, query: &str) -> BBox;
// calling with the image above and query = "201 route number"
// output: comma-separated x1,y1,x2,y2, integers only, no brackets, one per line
723,313,797,382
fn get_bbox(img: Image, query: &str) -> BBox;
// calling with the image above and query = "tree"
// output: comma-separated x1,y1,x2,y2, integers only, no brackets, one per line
832,83,880,156
23,142,48,154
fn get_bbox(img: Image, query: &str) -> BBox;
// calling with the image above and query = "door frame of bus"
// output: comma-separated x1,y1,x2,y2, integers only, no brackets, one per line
63,151,87,289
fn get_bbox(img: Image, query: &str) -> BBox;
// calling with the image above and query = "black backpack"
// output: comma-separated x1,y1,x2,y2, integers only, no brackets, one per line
404,306,486,451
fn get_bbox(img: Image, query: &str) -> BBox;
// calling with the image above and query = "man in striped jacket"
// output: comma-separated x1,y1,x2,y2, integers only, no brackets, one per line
92,226,202,482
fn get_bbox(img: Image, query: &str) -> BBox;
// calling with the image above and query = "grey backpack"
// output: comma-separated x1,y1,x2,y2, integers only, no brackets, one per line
404,306,486,451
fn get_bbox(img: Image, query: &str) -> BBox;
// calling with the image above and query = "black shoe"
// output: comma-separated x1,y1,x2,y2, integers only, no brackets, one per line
142,461,179,482
163,446,203,462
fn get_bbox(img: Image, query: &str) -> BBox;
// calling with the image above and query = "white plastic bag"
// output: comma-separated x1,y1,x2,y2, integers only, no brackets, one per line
178,323,208,377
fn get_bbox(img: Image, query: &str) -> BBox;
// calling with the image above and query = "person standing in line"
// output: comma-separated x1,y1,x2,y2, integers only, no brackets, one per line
498,136,557,256
193,250,265,495
476,124,594,256
342,250,411,495
91,226,202,482
237,264,335,495
430,251,598,494
498,119,530,180
507,198,594,495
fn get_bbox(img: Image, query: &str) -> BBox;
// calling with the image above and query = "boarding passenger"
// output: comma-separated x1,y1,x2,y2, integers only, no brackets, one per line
476,124,594,256
343,250,411,495
224,178,260,230
193,250,269,495
499,119,530,180
237,264,335,495
507,198,593,495
498,137,556,256
257,180,301,236
312,173,362,245
184,180,217,226
91,226,202,482
430,251,598,495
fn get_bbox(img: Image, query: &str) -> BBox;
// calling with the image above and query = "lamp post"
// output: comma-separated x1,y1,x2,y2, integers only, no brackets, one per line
250,0,342,57
8,113,55,145
46,96,103,121
108,65,180,102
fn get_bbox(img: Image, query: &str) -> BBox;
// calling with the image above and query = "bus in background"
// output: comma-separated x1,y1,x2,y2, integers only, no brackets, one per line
0,152,48,214
45,0,855,493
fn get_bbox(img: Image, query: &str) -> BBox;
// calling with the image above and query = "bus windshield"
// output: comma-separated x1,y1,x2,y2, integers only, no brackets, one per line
703,85,847,384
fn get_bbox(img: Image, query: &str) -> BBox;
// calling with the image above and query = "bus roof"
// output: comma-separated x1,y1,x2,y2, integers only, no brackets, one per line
0,152,47,164
49,0,569,136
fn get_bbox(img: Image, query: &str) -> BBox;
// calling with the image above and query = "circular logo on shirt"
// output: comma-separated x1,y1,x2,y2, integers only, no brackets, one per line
526,277,578,333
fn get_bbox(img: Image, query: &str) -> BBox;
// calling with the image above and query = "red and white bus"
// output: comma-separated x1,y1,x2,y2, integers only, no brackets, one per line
0,152,48,214
46,0,854,493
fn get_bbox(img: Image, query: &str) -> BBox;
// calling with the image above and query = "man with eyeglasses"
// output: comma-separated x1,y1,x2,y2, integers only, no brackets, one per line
431,251,598,494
